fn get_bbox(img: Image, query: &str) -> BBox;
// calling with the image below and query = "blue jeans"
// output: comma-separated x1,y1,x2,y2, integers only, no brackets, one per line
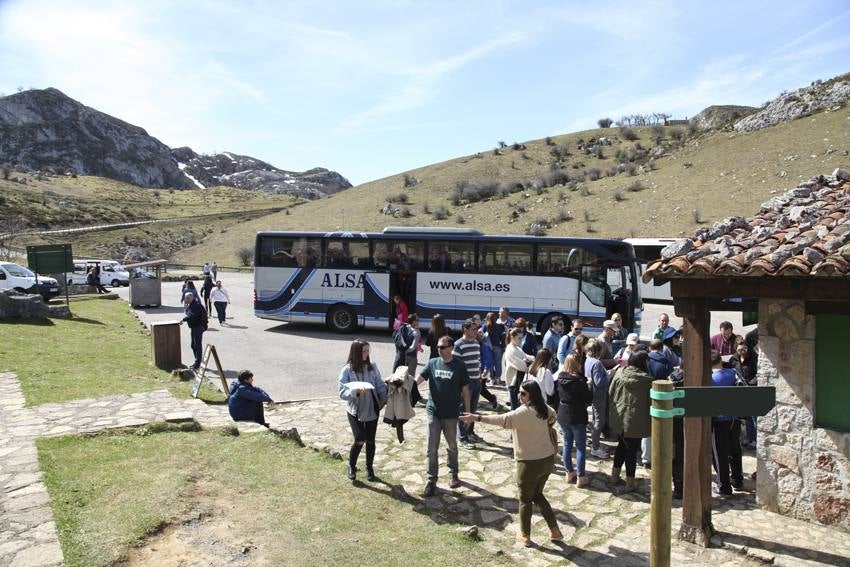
561,423,587,476
189,326,204,369
458,380,482,440
490,345,503,379
745,417,757,445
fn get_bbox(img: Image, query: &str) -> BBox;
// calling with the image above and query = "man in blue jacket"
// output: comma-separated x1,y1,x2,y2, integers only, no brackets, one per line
710,350,743,495
228,370,274,426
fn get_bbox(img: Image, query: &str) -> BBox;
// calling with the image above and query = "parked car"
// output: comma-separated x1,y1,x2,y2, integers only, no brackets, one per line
0,261,61,301
67,259,130,287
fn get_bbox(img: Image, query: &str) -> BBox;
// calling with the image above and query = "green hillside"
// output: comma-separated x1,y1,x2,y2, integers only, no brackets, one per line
3,98,849,268
172,103,850,267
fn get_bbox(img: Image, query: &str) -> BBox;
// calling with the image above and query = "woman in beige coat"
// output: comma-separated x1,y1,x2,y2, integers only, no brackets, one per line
460,380,562,546
504,327,534,410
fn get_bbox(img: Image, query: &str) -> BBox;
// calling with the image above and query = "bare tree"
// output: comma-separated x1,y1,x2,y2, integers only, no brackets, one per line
236,246,253,266
0,217,27,261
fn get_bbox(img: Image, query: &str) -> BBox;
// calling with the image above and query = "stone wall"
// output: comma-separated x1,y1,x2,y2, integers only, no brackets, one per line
756,299,850,532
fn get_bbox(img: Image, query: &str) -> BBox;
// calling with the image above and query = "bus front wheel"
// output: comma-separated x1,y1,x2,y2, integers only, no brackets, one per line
327,304,357,333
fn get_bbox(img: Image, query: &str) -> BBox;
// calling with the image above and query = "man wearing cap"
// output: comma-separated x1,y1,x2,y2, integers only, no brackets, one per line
597,320,618,369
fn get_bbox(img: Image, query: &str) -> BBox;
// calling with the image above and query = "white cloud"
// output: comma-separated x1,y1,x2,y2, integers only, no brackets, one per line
337,31,528,132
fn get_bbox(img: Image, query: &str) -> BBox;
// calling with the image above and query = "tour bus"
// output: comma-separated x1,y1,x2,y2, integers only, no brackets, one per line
624,237,677,304
254,227,643,335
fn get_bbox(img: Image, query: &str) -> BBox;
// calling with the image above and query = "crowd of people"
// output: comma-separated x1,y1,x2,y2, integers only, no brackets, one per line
229,303,760,547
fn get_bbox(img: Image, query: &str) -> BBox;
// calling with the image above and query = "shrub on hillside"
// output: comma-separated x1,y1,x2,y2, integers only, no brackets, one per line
403,174,419,188
432,206,450,220
545,136,555,146
555,208,573,222
497,141,507,149
386,192,409,204
598,117,613,128
421,202,431,215
236,246,253,267
626,180,644,192
1,166,9,180
670,127,685,141
605,166,619,177
620,127,639,141
398,206,412,218
456,214,466,224
651,125,664,144
587,168,602,181
613,190,624,202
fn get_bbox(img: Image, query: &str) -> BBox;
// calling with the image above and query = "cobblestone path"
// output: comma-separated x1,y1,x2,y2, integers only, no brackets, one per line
1,371,849,566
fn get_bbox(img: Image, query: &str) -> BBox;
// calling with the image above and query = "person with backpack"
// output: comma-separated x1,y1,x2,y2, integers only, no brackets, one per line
180,291,208,371
394,314,422,404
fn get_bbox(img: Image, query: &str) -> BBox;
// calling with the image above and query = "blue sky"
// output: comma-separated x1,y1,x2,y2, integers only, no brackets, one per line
1,0,849,185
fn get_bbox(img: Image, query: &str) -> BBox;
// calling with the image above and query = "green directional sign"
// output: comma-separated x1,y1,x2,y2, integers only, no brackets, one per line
26,244,74,274
672,386,775,418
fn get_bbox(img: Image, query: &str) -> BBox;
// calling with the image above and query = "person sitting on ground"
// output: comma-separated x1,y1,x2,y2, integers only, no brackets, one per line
459,380,563,547
228,370,273,427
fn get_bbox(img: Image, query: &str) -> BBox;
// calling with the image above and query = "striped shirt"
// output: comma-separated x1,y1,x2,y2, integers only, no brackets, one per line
452,337,481,381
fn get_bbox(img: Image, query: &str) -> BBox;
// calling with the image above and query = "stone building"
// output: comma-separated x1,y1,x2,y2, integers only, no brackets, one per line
644,169,850,536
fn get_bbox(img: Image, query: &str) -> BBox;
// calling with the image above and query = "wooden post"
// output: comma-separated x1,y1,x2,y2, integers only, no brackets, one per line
674,298,713,546
650,379,674,566
151,321,181,371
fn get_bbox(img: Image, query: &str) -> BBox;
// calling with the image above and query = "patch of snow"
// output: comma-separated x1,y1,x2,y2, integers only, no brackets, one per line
223,152,236,162
177,162,206,189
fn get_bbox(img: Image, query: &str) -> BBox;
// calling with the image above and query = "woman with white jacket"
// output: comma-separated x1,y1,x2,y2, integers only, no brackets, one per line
504,327,534,410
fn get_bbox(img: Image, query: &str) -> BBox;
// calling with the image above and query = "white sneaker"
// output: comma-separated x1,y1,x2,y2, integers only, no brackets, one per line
590,447,609,459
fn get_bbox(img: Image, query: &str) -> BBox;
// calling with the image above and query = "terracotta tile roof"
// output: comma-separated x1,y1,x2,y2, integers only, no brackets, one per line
644,169,850,282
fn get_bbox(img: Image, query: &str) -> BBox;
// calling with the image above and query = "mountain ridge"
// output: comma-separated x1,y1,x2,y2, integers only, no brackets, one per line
0,88,351,198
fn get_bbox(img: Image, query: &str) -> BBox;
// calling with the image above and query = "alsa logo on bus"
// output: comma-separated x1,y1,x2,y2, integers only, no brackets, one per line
321,273,365,288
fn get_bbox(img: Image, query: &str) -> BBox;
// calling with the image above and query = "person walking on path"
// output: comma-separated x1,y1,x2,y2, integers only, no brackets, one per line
209,280,231,325
180,291,208,371
454,319,485,449
585,339,610,459
227,370,273,426
416,335,471,497
201,275,214,313
505,328,534,410
459,380,563,547
556,352,592,488
210,261,219,281
607,350,654,493
181,279,200,302
339,339,388,482
202,262,210,277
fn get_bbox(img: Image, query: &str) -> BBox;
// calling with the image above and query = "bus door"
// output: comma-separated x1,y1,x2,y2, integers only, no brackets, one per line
389,271,416,326
362,271,392,329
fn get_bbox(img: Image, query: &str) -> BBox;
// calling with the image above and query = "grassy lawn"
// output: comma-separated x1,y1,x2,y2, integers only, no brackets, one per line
0,297,224,405
38,428,507,567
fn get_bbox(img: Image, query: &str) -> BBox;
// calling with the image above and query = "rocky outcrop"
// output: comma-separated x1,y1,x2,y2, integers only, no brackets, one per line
172,147,351,199
0,89,353,198
734,72,850,132
0,290,49,320
690,105,758,130
0,88,192,189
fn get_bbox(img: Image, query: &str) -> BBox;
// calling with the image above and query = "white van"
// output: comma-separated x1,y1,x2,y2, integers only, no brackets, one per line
0,261,61,301
67,259,130,287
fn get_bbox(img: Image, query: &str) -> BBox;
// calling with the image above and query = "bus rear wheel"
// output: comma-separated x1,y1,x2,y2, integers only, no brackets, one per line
327,304,357,333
